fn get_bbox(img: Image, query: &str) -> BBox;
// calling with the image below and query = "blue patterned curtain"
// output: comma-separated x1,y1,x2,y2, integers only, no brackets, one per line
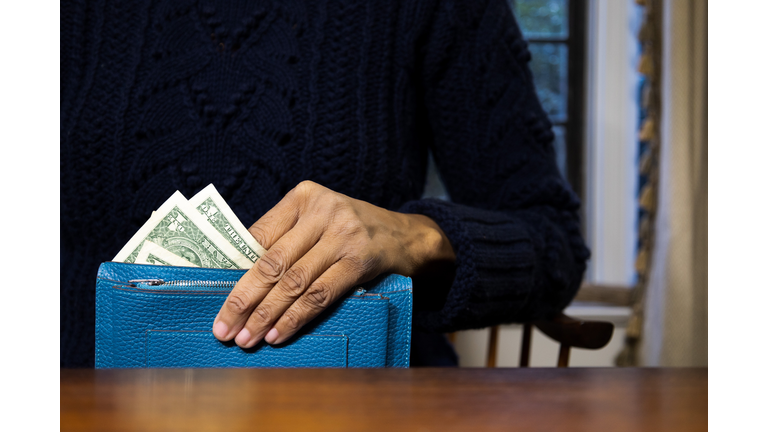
615,0,661,367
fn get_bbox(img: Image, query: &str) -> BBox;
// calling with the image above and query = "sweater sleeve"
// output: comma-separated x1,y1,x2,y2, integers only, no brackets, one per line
399,0,590,333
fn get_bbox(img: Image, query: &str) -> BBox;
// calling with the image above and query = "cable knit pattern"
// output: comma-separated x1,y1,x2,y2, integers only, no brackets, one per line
61,0,589,367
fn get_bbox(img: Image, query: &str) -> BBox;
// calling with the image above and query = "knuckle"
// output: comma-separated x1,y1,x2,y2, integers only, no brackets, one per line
305,282,332,309
282,309,302,331
253,306,272,324
295,180,317,196
257,250,285,280
281,267,308,297
226,293,252,315
248,225,269,246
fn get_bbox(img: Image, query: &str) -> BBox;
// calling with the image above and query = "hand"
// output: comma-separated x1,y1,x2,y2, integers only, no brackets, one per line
211,180,456,347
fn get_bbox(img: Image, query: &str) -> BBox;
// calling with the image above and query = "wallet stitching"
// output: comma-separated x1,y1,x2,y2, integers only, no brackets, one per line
112,287,388,302
97,277,133,285
403,289,412,367
374,289,413,294
383,290,412,367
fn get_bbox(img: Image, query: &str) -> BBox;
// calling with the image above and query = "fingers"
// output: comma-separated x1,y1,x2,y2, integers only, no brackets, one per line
233,242,342,348
247,189,303,250
266,258,364,345
213,217,322,341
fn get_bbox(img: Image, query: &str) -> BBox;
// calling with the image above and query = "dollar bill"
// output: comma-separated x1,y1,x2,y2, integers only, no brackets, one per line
189,184,267,263
135,240,198,267
113,191,253,269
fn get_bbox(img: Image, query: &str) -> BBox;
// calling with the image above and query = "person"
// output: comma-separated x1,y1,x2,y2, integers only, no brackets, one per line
60,0,590,367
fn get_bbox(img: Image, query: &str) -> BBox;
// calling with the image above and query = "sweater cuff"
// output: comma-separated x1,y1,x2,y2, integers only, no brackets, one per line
398,198,536,333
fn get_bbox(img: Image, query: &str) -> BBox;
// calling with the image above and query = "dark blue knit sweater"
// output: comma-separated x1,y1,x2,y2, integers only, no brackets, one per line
61,0,590,367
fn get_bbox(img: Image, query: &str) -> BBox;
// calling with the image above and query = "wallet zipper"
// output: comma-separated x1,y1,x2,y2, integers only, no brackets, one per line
127,279,374,296
127,279,236,290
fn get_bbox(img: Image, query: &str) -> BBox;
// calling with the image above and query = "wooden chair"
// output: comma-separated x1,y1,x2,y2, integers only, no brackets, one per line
446,283,624,367
490,282,629,367
485,313,615,367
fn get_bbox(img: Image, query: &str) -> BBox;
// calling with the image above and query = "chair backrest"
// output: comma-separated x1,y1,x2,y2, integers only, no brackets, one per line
486,313,615,367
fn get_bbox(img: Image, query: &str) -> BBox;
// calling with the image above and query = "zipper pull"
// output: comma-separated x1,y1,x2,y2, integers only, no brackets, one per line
128,279,165,287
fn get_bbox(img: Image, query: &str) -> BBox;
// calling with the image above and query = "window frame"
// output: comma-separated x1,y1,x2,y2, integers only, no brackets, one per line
510,0,587,199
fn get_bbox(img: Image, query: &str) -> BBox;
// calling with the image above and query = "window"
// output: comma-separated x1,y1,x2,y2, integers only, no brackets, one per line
510,0,586,198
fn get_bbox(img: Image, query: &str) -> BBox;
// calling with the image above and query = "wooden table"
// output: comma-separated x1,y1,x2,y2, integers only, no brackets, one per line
61,368,706,431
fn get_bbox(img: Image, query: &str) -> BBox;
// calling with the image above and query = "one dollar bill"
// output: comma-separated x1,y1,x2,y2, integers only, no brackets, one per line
189,184,267,263
113,191,253,269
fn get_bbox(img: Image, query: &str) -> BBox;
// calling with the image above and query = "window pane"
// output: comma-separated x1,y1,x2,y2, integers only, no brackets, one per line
528,43,568,122
511,0,569,40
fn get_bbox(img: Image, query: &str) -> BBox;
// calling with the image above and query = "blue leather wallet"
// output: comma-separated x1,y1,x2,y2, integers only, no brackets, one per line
95,262,412,368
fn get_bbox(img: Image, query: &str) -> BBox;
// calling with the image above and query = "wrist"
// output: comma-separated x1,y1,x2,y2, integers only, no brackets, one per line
393,212,456,277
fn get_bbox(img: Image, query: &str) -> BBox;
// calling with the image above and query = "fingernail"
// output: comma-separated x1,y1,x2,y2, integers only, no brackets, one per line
265,328,279,344
235,328,251,346
213,321,228,339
